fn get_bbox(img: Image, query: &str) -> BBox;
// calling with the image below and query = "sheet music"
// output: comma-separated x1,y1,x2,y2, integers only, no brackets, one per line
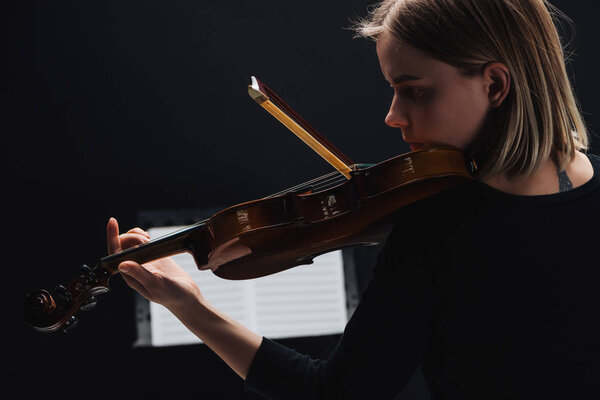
146,226,348,347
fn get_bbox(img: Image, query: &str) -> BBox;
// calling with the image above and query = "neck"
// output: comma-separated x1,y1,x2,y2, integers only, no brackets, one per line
480,158,561,196
479,151,593,196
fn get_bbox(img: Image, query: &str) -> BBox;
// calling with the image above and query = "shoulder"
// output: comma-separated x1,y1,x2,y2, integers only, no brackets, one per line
586,152,600,172
369,181,480,281
566,151,595,188
385,180,482,248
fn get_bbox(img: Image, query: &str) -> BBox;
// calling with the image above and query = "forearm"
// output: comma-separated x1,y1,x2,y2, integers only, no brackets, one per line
169,294,263,380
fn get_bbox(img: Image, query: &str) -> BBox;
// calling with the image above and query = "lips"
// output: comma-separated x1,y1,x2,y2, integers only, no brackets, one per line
408,143,428,151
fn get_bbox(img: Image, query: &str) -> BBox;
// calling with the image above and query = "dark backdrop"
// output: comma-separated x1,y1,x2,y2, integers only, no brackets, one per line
5,1,599,399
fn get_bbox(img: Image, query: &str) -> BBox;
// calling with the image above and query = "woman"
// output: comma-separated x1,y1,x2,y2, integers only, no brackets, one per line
108,0,599,398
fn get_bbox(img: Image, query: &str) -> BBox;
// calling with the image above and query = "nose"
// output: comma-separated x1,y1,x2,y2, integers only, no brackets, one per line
384,95,409,128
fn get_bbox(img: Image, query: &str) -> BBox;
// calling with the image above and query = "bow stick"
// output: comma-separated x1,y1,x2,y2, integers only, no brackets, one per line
248,76,354,179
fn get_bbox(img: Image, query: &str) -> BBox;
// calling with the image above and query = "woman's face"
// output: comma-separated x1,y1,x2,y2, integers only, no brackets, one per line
376,34,493,152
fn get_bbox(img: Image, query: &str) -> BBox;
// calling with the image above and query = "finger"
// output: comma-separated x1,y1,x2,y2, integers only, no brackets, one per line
127,227,150,238
119,261,162,295
121,271,152,301
118,233,150,249
107,217,121,254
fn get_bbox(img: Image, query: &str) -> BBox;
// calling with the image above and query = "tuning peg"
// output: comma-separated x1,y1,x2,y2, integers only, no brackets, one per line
80,296,97,311
80,264,96,282
54,285,73,305
63,316,78,333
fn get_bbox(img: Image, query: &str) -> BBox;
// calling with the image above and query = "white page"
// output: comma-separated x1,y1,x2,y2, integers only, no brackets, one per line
147,226,348,347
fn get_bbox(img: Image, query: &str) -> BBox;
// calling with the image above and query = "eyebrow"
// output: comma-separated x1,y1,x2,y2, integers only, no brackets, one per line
390,74,422,85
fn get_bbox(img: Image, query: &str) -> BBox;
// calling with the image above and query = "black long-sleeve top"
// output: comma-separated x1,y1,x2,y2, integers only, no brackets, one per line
244,154,600,399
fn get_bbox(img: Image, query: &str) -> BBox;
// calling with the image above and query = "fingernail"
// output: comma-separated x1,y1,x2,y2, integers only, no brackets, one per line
118,263,130,274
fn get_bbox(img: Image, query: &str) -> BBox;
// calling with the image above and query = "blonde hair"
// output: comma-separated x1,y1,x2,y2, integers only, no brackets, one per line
352,0,588,179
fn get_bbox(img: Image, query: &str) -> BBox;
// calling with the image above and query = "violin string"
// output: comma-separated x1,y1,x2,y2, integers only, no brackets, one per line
155,173,350,241
266,170,345,198
174,173,346,233
266,176,332,198
151,172,353,240
296,172,348,193
266,162,371,198
130,173,352,248
132,171,343,248
310,177,349,193
273,172,347,196
305,173,348,192
295,171,351,192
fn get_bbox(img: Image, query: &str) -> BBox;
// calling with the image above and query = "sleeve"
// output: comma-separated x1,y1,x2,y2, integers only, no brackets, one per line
243,219,444,400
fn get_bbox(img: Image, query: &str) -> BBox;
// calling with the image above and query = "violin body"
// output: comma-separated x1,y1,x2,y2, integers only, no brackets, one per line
24,147,472,333
100,147,472,280
197,146,471,279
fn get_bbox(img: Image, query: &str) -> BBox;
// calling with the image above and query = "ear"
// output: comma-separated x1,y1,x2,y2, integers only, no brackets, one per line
483,62,511,108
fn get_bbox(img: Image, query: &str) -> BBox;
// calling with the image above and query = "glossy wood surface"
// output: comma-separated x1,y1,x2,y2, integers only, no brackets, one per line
24,147,472,332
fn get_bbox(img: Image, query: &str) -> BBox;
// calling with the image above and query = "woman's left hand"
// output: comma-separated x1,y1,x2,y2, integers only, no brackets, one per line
106,217,204,311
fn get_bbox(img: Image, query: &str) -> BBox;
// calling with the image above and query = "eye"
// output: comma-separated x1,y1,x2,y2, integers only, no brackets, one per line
400,87,425,99
389,83,427,101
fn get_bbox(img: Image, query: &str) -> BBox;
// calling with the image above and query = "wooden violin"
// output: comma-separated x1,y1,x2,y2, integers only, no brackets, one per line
24,77,474,333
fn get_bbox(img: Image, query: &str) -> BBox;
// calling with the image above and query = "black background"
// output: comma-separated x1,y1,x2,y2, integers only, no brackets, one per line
5,1,599,398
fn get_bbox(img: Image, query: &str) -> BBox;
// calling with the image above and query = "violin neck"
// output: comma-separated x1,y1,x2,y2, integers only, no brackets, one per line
97,222,207,274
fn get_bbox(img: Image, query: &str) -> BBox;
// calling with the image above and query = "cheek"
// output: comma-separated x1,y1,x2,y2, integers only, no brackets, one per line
421,90,489,149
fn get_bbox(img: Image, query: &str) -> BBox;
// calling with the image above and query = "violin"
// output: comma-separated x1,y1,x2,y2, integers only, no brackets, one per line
24,77,474,333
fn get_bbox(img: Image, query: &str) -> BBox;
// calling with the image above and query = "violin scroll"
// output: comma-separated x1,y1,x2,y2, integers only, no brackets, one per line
24,264,111,333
